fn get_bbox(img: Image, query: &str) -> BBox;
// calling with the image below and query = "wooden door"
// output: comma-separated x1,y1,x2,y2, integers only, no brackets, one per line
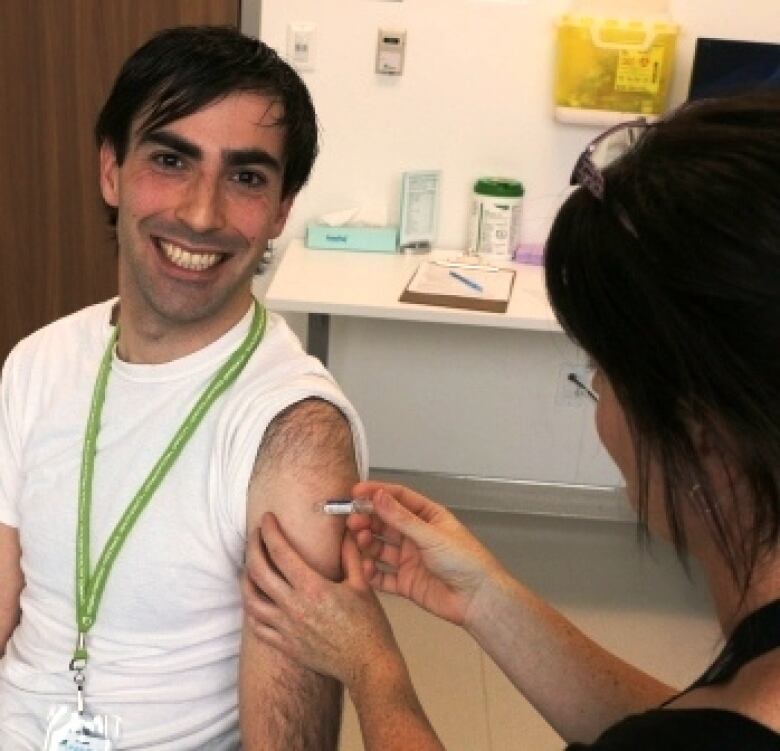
0,0,240,362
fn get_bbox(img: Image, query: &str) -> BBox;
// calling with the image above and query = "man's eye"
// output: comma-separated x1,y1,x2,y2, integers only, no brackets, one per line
233,171,266,188
153,153,184,169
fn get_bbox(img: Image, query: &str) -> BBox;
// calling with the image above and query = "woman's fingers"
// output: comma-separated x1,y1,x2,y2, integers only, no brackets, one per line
362,556,378,582
348,515,404,550
241,571,281,623
355,531,404,573
353,527,374,550
345,504,390,540
249,618,289,654
342,532,367,587
371,567,400,595
247,613,295,658
245,525,292,607
259,512,314,590
353,482,442,521
370,489,443,550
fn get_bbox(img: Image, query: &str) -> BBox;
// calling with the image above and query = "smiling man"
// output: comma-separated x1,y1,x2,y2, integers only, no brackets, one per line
0,26,367,750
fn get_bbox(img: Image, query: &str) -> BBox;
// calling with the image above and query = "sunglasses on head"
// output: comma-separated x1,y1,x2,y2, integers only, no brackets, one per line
570,118,649,237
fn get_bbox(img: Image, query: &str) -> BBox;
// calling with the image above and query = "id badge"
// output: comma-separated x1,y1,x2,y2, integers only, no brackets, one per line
44,705,121,750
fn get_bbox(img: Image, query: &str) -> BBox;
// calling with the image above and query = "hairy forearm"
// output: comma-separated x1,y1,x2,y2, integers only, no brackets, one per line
240,630,343,750
467,569,675,743
349,653,444,751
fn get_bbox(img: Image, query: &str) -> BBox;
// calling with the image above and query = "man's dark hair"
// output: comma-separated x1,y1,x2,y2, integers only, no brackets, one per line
95,25,318,221
545,92,780,595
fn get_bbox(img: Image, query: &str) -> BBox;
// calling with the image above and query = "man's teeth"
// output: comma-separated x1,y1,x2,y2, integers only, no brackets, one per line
159,240,221,271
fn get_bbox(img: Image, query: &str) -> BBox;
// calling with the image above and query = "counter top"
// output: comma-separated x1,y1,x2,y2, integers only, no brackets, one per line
264,239,562,332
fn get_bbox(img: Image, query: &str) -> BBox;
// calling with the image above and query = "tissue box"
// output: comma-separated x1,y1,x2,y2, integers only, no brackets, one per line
306,223,399,253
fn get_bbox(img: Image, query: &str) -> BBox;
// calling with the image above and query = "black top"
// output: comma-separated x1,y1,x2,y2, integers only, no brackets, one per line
565,599,780,750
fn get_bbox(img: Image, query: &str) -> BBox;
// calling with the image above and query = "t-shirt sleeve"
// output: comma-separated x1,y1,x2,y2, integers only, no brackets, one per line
211,371,369,545
0,355,23,528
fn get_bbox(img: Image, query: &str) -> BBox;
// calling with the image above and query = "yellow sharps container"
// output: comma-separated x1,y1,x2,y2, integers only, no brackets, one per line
555,14,679,125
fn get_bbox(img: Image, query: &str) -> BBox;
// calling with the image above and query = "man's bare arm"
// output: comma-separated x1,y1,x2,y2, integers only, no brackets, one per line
0,523,23,656
240,398,359,750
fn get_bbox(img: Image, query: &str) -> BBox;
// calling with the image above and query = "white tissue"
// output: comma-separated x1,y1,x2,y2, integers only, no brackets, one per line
318,204,388,227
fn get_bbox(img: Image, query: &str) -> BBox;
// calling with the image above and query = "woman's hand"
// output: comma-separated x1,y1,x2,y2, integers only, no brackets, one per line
347,482,508,629
242,512,404,691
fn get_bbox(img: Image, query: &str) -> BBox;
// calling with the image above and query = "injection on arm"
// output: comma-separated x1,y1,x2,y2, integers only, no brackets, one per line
313,498,375,515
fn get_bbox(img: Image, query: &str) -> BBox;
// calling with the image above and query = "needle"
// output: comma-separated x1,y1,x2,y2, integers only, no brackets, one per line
312,498,375,515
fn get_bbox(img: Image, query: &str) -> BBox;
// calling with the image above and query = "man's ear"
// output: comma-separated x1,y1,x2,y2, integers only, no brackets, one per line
269,195,295,239
98,141,120,208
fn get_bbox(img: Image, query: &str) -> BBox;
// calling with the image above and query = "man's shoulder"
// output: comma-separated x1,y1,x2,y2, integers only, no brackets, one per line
216,308,368,485
239,310,332,390
5,299,115,370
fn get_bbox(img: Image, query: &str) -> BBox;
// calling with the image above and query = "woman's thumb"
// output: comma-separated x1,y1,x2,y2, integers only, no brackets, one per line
374,490,435,546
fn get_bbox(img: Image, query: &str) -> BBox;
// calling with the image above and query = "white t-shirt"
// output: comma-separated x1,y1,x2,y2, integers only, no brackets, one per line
0,300,368,749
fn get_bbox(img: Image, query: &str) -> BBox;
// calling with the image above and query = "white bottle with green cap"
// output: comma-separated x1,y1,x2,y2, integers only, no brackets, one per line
467,177,525,259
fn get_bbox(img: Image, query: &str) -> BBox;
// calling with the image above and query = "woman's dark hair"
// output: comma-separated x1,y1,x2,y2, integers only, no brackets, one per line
545,92,780,593
95,25,318,222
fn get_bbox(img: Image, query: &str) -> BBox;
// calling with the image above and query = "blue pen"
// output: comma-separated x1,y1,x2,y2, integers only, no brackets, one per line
449,270,483,293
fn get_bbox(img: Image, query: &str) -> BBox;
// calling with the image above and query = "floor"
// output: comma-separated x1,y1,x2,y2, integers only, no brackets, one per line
338,509,721,750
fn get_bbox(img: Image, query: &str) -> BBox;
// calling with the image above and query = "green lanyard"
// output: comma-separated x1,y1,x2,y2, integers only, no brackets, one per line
72,300,266,668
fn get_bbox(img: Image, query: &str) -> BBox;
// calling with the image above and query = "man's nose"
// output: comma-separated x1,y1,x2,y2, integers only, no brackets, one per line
174,175,227,234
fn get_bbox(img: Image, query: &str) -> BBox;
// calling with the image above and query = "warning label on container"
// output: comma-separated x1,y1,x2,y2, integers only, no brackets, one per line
615,46,664,94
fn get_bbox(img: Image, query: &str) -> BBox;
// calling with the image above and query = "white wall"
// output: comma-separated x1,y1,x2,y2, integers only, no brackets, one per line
252,12,766,745
255,0,779,489
260,0,780,250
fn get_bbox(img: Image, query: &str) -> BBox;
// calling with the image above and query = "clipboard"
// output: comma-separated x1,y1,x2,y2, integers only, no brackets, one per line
399,260,515,313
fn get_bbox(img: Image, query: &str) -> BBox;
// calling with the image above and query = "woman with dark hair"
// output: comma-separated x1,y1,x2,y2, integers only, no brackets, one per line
242,92,780,750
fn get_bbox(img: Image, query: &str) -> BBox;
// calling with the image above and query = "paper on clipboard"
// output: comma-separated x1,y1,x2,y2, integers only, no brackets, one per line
399,260,515,313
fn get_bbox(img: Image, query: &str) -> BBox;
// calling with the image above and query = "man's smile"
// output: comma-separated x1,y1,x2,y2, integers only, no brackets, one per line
155,238,228,272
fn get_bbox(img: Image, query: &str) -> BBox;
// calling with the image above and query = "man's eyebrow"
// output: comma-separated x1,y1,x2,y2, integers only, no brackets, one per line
139,130,201,160
223,148,282,174
136,130,282,173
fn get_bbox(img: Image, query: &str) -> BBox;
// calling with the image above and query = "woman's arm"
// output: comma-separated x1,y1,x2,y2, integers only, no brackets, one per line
465,564,674,743
350,483,675,744
243,512,444,751
349,651,444,751
246,481,675,746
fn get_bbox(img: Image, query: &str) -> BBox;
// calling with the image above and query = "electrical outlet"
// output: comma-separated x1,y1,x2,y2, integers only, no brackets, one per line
555,364,595,407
